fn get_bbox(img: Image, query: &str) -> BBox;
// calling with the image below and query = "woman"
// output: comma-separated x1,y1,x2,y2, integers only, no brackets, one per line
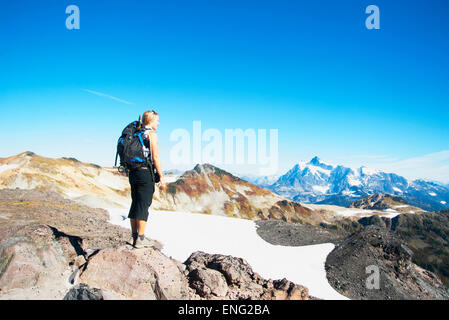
128,110,167,248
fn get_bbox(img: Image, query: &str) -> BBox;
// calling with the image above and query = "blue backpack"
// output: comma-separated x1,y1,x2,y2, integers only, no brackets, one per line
114,116,160,180
115,117,148,168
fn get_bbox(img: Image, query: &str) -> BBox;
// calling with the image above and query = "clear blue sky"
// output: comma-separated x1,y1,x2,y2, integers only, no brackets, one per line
1,0,449,181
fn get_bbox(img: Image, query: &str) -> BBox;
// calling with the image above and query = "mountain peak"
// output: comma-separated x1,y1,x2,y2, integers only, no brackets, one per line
193,163,217,174
22,151,35,157
306,156,333,170
308,156,321,166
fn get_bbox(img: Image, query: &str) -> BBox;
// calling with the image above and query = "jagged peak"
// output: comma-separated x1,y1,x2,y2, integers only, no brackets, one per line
8,151,36,159
193,163,217,174
308,156,321,166
21,151,36,157
189,163,243,181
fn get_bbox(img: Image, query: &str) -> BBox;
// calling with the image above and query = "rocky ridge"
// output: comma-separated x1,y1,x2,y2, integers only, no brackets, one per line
349,193,424,214
0,152,324,224
158,163,318,223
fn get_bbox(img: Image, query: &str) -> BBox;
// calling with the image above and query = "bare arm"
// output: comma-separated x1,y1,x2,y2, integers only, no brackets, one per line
149,131,166,190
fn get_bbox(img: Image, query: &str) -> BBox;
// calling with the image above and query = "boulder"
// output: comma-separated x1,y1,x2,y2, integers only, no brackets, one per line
0,225,67,292
184,251,309,300
63,283,104,300
188,267,228,297
79,246,191,300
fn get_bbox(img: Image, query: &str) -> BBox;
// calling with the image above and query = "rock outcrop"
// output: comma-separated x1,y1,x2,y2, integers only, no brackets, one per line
63,283,105,300
322,210,449,288
349,193,425,214
184,252,309,300
325,225,449,300
79,246,192,300
256,216,449,300
157,163,315,223
0,188,309,300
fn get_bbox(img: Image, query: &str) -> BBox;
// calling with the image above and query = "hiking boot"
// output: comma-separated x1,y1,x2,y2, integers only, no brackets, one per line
134,236,154,249
126,236,137,247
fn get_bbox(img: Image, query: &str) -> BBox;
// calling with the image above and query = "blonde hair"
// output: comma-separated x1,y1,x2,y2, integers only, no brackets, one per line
142,110,159,127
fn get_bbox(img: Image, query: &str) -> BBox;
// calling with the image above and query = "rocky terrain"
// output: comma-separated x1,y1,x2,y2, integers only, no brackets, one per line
256,211,449,299
325,225,448,300
1,151,448,300
0,188,309,300
0,152,329,224
349,193,425,214
0,151,131,209
255,220,342,247
156,163,321,224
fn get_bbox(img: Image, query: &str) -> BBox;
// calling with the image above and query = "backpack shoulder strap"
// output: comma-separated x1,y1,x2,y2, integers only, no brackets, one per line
143,127,155,163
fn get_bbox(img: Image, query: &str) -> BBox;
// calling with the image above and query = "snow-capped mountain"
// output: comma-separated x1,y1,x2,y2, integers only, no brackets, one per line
253,156,449,212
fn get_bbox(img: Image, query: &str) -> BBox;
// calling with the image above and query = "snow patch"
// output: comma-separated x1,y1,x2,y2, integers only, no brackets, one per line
342,190,357,197
234,184,255,194
393,187,403,193
336,209,374,217
336,208,400,219
312,185,329,194
347,175,361,187
360,166,379,176
106,208,348,300
441,201,447,205
0,164,19,173
429,192,437,197
307,166,331,176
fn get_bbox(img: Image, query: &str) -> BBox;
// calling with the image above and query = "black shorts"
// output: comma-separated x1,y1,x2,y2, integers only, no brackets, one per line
128,168,155,222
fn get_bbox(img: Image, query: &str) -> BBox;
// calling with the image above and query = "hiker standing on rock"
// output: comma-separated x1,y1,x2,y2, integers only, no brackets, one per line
128,110,167,248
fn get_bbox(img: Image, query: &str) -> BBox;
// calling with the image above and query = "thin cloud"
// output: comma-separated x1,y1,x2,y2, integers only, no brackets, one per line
377,150,449,182
333,151,449,183
83,89,134,105
337,154,399,163
360,150,449,183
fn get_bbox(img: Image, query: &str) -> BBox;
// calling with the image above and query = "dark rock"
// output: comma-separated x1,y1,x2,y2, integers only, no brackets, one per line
63,283,104,300
188,267,228,297
325,225,449,300
255,220,342,246
184,251,309,300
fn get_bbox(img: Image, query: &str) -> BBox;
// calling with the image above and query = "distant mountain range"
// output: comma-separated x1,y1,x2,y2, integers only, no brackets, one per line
157,163,319,223
0,152,322,224
2,151,445,221
241,156,449,212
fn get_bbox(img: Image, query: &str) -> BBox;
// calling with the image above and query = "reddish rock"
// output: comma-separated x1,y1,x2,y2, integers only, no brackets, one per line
79,246,191,300
0,225,67,292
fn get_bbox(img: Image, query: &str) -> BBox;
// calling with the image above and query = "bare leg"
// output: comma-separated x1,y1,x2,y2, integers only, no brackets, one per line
137,219,147,236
